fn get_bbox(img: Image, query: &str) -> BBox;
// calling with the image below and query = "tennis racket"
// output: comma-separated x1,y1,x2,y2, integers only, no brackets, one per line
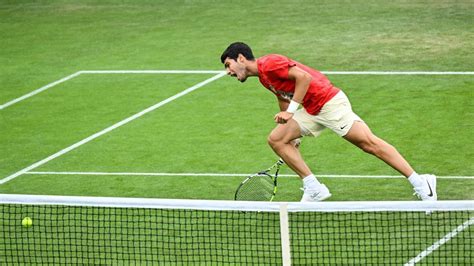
234,158,285,201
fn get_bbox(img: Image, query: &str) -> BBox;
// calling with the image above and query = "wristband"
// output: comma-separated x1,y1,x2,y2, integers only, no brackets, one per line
286,100,300,113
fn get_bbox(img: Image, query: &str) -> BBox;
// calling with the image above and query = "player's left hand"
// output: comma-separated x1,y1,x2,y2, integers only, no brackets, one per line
274,111,294,124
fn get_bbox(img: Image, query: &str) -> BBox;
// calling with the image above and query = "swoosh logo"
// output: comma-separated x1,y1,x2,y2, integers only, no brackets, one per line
426,181,434,197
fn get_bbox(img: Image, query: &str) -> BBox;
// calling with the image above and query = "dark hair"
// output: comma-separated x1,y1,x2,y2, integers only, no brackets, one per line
220,42,255,63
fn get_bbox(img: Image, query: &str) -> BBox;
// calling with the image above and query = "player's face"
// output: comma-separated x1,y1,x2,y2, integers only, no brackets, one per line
224,57,248,83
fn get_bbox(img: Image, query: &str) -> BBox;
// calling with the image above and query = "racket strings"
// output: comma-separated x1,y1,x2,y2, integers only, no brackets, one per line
235,174,275,201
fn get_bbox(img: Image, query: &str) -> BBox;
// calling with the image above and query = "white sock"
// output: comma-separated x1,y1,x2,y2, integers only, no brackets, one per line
408,172,423,188
302,174,321,189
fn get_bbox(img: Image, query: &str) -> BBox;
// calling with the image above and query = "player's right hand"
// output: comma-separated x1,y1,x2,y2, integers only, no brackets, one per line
274,111,293,124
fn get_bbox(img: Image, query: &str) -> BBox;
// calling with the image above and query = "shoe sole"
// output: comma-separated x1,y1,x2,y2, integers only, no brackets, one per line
301,192,332,202
316,193,332,202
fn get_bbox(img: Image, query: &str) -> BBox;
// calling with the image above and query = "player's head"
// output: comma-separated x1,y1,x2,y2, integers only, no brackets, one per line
221,42,255,83
221,42,255,63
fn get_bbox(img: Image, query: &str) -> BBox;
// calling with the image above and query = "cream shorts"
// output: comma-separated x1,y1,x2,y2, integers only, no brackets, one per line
293,91,363,137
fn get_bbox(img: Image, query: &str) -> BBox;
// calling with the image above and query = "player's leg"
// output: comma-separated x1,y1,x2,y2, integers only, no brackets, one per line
343,122,437,200
268,114,331,202
317,91,436,200
267,120,310,178
343,121,413,177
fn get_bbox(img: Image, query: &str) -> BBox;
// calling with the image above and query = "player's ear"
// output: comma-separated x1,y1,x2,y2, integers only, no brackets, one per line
237,53,246,63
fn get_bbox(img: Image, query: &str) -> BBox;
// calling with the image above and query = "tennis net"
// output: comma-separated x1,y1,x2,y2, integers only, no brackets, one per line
0,194,472,265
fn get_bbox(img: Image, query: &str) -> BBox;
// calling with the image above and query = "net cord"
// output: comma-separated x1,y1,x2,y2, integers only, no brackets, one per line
0,194,473,212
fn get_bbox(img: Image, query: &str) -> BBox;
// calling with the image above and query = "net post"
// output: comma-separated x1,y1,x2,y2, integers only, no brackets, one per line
279,202,292,266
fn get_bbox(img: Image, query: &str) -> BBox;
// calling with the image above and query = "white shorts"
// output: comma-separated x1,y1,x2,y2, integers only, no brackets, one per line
293,91,363,137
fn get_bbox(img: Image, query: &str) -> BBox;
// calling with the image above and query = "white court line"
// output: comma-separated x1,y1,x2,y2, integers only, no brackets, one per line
0,71,82,110
2,70,473,110
76,70,474,75
322,71,474,75
80,70,224,74
23,171,474,179
79,70,474,75
0,72,226,185
404,216,474,266
0,70,224,110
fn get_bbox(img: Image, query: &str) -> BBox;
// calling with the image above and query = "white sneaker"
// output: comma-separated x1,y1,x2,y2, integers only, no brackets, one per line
413,174,437,201
300,184,332,202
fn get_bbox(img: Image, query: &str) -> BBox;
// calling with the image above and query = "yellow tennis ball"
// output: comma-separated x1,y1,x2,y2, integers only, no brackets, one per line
22,217,33,227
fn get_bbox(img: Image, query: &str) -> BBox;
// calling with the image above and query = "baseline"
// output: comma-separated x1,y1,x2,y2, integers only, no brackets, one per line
2,70,473,110
322,71,474,75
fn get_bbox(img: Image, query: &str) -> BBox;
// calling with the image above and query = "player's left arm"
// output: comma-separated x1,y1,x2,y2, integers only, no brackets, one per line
274,66,312,124
277,95,290,111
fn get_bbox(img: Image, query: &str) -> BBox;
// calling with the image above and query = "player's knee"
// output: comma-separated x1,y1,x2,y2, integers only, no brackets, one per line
267,134,278,148
267,134,284,149
359,138,382,155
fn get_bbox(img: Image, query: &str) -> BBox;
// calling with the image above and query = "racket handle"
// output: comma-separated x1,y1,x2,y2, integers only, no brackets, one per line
277,158,285,165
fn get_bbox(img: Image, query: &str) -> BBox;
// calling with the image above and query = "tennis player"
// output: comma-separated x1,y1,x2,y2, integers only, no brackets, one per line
220,42,437,202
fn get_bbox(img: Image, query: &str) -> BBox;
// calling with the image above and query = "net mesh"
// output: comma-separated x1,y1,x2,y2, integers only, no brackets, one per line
1,204,281,265
0,195,472,265
290,211,473,265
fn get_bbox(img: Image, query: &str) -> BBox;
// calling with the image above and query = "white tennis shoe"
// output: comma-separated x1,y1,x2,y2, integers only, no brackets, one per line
300,184,332,202
413,174,437,201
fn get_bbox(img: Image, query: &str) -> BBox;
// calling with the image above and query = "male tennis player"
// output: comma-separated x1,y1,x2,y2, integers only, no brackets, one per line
220,42,437,202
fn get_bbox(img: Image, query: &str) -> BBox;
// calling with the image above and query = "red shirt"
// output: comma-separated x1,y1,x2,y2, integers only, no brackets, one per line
257,54,340,115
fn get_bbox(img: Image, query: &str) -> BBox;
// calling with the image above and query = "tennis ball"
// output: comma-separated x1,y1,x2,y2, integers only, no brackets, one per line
22,217,33,227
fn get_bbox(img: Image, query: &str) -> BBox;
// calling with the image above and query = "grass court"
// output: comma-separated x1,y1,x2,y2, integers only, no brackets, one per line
0,1,473,264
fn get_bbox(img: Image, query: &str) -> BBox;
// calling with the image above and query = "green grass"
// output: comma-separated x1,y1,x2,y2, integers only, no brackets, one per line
1,0,473,102
0,0,472,199
1,75,472,200
0,0,473,264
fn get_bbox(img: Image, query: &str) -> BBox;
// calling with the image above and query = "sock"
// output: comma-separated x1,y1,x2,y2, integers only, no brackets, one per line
302,174,321,189
408,172,423,188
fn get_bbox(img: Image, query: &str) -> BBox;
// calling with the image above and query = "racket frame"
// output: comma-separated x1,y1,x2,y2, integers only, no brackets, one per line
234,159,284,201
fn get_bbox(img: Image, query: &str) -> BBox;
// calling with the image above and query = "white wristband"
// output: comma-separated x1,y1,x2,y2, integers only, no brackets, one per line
286,100,300,113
